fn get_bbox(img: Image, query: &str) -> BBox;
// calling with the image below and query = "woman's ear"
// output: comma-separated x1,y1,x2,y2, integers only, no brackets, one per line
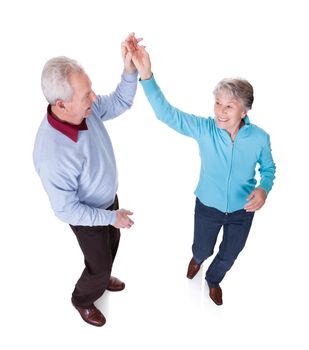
241,110,247,118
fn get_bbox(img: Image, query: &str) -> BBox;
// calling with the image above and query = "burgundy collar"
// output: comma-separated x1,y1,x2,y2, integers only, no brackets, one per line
47,105,88,142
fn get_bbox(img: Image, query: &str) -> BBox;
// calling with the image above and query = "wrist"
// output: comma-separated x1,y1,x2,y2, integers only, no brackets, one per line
257,187,267,195
110,210,117,225
140,71,153,80
124,67,137,75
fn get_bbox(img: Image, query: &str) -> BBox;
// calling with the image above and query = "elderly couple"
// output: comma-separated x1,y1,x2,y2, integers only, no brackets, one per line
33,33,276,327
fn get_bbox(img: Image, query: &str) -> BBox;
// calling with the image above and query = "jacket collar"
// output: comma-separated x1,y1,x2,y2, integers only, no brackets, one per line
243,115,251,125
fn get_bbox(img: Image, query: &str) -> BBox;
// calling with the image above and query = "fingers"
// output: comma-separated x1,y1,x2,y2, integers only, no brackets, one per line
244,188,266,212
125,51,133,63
123,210,134,228
127,217,134,228
247,192,255,201
125,33,143,52
244,197,255,210
122,37,136,53
125,33,137,48
124,32,135,44
245,204,257,212
121,41,127,51
120,208,133,215
244,199,264,212
126,32,136,40
115,208,134,229
123,216,134,229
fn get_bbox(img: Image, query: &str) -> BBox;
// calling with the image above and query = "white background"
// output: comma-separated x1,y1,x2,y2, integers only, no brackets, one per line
1,0,308,348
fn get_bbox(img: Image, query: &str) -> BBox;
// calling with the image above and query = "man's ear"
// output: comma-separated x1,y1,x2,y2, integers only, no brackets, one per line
55,100,66,111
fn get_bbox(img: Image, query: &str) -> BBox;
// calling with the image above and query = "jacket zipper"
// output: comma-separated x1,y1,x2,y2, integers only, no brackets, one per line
225,140,235,214
224,121,249,214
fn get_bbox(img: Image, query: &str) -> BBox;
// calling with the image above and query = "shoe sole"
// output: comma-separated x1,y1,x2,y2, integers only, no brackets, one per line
80,316,106,327
106,284,125,292
186,268,200,279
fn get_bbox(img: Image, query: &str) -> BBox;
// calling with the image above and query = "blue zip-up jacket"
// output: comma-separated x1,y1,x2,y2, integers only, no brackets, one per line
140,76,276,213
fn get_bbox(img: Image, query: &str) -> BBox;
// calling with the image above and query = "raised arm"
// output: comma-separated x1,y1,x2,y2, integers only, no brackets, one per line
91,33,139,121
125,35,208,140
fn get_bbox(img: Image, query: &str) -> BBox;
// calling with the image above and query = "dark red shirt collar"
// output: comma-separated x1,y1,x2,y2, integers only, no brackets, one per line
47,105,88,142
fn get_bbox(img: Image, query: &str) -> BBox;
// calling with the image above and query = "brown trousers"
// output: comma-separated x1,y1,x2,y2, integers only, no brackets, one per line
70,196,120,308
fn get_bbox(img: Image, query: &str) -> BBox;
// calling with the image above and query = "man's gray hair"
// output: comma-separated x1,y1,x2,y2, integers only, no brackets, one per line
41,56,85,105
213,78,254,111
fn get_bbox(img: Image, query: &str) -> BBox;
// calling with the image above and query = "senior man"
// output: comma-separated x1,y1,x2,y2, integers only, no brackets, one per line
33,34,138,327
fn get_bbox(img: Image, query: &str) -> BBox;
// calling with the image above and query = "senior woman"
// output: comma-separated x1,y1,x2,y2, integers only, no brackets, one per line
125,35,276,305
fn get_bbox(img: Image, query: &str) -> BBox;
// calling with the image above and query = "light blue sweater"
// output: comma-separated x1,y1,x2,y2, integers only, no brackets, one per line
33,72,137,226
140,76,276,213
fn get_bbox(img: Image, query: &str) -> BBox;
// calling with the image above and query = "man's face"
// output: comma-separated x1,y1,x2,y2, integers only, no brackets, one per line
64,71,96,125
214,93,247,133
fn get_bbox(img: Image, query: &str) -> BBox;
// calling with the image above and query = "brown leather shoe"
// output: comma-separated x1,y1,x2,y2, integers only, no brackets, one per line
106,276,125,292
186,257,201,279
74,304,106,327
209,286,223,305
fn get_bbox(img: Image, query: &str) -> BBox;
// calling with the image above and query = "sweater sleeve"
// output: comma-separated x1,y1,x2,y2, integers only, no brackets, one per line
91,71,138,121
37,160,116,226
140,76,208,140
257,134,276,194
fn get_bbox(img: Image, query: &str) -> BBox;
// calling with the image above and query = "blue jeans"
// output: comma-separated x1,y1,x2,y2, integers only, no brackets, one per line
193,198,254,288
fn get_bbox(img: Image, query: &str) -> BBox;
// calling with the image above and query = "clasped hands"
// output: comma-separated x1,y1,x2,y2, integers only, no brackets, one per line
122,33,152,80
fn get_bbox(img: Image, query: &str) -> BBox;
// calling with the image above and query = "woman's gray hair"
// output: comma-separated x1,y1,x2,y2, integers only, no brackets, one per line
213,78,254,111
41,56,85,105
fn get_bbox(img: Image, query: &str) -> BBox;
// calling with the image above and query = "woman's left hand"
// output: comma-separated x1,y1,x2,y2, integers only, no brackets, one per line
244,188,267,212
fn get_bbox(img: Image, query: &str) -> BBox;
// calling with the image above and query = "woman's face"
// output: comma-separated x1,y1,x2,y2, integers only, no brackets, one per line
214,93,247,134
